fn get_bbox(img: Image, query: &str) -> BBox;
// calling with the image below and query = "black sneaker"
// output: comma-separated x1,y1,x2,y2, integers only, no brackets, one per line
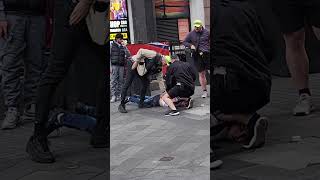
118,104,127,113
242,114,268,149
26,136,55,163
187,98,193,109
165,110,180,116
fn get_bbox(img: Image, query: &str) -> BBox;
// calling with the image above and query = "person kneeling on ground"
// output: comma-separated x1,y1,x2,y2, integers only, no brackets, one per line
118,48,166,113
127,94,193,109
212,0,277,149
162,54,196,116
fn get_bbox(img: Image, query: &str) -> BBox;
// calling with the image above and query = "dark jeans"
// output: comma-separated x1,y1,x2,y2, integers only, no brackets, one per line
62,113,96,134
120,61,150,105
129,95,154,107
35,0,108,138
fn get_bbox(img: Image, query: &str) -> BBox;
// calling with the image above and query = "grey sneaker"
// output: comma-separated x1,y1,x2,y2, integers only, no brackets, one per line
201,91,208,98
293,94,315,116
1,107,20,130
110,96,116,103
21,104,36,123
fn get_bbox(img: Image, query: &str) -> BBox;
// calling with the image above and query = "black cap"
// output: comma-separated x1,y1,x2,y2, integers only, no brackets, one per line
115,33,124,40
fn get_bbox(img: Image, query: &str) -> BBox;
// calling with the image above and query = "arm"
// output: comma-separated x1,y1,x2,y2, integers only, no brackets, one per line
182,32,193,48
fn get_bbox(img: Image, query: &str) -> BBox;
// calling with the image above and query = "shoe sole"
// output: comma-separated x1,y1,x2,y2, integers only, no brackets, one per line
211,160,223,170
243,117,268,149
165,112,180,116
187,99,193,109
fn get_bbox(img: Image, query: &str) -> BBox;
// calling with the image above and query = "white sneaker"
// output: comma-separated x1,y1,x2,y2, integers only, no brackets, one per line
201,91,208,98
110,96,116,103
293,94,315,116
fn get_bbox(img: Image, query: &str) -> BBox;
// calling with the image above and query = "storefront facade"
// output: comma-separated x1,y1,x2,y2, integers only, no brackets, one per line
114,0,209,44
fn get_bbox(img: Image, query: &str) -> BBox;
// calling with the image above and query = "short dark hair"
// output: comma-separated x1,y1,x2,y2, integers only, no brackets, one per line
115,33,123,40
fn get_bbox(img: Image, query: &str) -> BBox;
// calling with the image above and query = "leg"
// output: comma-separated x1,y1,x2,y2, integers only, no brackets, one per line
23,15,46,121
120,63,136,104
91,45,108,147
199,71,207,91
110,65,119,101
138,75,150,107
117,65,125,98
284,29,309,90
1,15,26,129
162,93,176,111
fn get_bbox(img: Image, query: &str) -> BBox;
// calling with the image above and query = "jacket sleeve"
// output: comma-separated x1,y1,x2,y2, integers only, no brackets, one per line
0,0,6,21
182,32,192,48
165,66,173,91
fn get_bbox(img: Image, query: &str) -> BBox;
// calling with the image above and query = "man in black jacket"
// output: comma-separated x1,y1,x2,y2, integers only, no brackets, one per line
110,33,129,103
212,0,277,149
162,54,196,116
0,0,47,129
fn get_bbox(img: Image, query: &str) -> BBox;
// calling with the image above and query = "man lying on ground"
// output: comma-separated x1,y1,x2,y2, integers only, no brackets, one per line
127,94,193,109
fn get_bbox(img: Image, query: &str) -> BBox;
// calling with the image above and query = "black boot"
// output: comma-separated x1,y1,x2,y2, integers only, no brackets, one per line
118,103,127,113
26,135,55,163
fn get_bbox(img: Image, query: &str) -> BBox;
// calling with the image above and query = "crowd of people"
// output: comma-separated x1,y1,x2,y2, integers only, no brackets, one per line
0,0,109,163
211,0,320,170
111,19,210,116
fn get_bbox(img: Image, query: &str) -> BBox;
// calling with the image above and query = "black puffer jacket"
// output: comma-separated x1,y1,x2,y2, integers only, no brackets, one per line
2,0,46,14
110,42,126,66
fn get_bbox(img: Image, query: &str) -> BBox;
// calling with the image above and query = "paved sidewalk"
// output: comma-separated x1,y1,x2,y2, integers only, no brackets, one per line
110,87,210,180
0,108,108,180
214,74,320,180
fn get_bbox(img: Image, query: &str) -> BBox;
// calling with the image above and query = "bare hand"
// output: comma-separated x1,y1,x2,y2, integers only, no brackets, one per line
0,21,8,39
191,45,196,50
69,1,92,26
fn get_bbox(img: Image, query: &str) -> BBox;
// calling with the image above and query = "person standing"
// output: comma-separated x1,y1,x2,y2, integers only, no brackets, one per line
110,33,127,103
273,0,320,116
0,0,47,129
118,48,165,113
26,0,109,163
183,19,210,98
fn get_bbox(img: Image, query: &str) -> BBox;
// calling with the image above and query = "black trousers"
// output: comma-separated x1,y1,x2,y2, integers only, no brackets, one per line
120,61,150,105
35,0,108,137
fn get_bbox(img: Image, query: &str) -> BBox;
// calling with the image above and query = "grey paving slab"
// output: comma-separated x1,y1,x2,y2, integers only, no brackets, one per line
110,86,210,179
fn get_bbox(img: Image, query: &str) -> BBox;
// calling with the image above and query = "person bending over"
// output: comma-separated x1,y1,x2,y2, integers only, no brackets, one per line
162,54,196,116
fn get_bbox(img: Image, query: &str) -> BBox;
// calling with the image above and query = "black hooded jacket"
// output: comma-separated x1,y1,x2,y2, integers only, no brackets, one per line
212,0,278,81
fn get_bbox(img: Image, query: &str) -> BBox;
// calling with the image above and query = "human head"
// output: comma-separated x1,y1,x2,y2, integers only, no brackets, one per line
170,54,180,63
194,19,203,32
115,33,124,44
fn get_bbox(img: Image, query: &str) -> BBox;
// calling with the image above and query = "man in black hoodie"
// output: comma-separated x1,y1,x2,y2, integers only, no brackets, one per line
212,0,277,149
0,0,47,129
163,54,196,116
